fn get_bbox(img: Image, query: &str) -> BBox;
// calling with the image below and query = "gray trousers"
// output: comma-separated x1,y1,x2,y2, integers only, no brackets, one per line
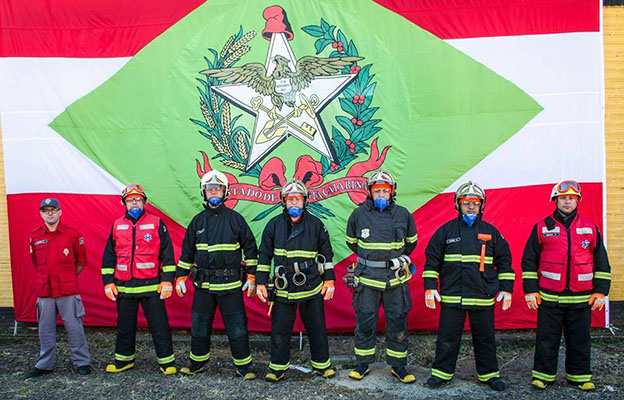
35,295,90,370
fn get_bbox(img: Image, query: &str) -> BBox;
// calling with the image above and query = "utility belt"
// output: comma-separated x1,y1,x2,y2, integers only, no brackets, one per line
357,255,412,281
273,254,330,290
190,266,242,282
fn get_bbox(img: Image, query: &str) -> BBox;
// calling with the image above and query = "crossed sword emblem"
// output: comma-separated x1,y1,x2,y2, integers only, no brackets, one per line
252,93,320,144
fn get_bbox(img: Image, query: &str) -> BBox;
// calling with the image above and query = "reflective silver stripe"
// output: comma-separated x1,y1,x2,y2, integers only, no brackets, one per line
117,224,129,230
541,271,561,280
139,224,155,230
577,273,593,282
324,262,334,270
117,264,128,271
357,257,386,268
542,226,560,234
136,262,155,269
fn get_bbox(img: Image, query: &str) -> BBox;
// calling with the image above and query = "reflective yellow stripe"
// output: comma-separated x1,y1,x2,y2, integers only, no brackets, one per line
198,281,243,291
532,370,556,382
594,271,611,280
196,243,240,251
422,270,439,279
177,260,192,270
357,240,405,250
233,355,252,366
386,348,408,358
257,264,271,273
346,235,358,244
539,291,591,304
269,362,290,371
117,284,159,294
478,371,500,381
498,272,515,280
162,265,176,273
354,276,387,290
440,295,461,304
431,368,453,380
406,233,418,243
190,351,210,362
245,259,258,266
273,248,317,258
354,347,375,356
102,268,115,275
566,373,592,382
461,297,495,306
389,274,412,287
157,354,175,364
444,254,493,264
522,271,538,279
276,282,323,300
115,353,135,361
310,359,331,369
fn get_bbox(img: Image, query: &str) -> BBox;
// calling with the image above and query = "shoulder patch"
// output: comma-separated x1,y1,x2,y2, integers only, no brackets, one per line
361,228,370,239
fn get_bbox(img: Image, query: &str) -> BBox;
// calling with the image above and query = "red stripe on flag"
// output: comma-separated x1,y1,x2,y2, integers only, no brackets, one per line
1,0,600,57
9,183,605,331
374,0,600,39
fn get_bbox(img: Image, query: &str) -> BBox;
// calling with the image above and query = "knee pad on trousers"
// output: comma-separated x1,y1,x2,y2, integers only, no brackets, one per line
223,311,248,341
191,311,212,338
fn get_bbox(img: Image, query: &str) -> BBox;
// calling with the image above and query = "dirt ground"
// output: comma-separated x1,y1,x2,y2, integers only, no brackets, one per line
0,326,622,400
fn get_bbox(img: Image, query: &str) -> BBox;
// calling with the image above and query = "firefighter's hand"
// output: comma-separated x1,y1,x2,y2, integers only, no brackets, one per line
589,293,606,311
158,281,173,300
321,280,335,301
496,291,512,311
104,283,118,301
175,276,188,297
525,292,541,310
256,284,267,303
242,274,256,297
424,289,441,309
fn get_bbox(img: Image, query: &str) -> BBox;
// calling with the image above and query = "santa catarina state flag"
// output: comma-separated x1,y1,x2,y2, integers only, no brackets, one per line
0,0,606,330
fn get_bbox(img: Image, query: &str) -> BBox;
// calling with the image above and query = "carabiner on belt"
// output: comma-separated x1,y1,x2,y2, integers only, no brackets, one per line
274,265,288,290
292,262,307,286
315,253,326,275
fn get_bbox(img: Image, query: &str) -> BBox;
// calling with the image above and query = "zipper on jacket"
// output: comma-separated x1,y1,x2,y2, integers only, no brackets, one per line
130,222,136,278
565,226,571,289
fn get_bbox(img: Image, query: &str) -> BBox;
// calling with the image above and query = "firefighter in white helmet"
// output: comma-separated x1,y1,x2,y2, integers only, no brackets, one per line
256,179,336,382
423,181,514,391
175,170,259,379
522,180,611,391
345,170,418,383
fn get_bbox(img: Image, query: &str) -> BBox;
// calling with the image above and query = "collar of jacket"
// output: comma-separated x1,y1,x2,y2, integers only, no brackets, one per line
125,208,145,222
43,221,66,234
282,208,307,224
456,213,482,227
364,198,395,212
203,202,225,214
553,207,577,228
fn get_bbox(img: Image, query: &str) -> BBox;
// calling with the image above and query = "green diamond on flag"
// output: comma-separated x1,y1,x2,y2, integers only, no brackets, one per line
49,0,542,257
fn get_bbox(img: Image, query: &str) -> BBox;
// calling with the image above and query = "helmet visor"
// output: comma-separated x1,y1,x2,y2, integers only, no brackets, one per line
203,183,224,190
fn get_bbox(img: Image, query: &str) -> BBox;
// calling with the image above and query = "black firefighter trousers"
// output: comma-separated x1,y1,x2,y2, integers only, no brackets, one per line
431,305,499,382
189,289,252,368
533,305,591,384
353,284,411,368
115,295,175,368
270,294,331,372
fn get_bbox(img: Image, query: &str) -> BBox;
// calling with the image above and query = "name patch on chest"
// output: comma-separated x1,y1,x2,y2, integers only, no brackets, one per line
542,226,560,237
33,239,48,246
576,227,593,235
116,224,129,230
446,237,461,244
139,224,154,230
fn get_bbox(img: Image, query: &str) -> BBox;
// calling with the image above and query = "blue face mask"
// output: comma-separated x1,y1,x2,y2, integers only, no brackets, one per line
374,197,389,211
127,207,142,220
462,213,477,227
207,197,223,207
288,206,303,218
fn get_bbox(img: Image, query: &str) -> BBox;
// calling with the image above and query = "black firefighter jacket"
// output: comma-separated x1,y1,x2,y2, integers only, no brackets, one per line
423,215,514,309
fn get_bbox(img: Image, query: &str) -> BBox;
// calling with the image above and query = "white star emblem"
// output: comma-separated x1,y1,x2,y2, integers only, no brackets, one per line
205,33,359,171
